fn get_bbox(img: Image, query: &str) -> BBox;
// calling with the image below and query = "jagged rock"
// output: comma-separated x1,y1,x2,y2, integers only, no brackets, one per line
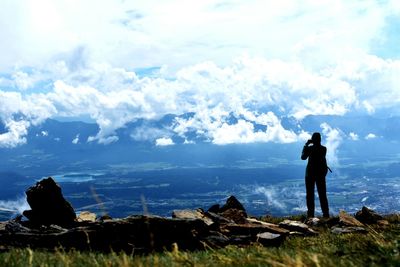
278,220,318,236
220,209,247,224
220,196,247,216
5,221,31,233
77,211,97,222
245,218,290,234
203,231,230,248
256,232,284,246
229,235,253,245
172,209,214,226
207,204,220,213
0,222,6,232
338,210,364,227
223,222,289,236
355,206,383,224
205,211,234,224
0,215,211,253
23,177,76,227
331,226,367,234
98,214,113,222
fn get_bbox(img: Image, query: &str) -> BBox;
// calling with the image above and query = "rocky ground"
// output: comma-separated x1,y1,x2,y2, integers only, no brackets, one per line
0,177,394,254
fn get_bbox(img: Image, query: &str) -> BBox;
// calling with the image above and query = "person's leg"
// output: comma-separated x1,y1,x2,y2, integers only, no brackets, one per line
316,176,329,217
305,176,315,218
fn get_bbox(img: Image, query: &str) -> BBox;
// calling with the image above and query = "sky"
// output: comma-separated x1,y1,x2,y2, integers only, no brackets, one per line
0,0,400,149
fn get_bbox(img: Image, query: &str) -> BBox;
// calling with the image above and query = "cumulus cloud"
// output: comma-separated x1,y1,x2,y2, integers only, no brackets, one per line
72,134,79,144
321,123,343,166
0,120,30,148
131,126,171,142
155,137,174,146
349,132,359,141
0,55,400,147
0,1,399,147
365,133,377,140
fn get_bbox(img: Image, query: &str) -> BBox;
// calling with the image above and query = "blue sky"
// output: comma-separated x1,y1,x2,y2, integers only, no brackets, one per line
0,0,399,148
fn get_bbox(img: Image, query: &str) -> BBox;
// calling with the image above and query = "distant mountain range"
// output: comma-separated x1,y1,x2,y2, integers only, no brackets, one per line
1,114,399,173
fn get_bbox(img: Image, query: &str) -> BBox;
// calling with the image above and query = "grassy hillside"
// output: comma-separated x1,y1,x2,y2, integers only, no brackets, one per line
1,216,399,267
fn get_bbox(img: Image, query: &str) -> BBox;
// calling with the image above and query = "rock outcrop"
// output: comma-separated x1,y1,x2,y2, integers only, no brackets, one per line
0,180,387,253
23,177,76,227
355,206,384,224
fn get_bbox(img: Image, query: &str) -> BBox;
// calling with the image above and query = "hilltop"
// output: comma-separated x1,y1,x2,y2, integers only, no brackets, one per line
0,177,399,266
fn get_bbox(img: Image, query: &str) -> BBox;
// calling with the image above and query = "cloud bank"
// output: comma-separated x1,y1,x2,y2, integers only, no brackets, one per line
0,0,399,147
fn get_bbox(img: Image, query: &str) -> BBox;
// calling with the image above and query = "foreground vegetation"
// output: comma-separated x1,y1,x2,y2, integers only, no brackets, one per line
1,217,399,267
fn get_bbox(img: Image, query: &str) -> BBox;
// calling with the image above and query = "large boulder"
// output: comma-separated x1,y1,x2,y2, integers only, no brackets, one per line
23,177,76,227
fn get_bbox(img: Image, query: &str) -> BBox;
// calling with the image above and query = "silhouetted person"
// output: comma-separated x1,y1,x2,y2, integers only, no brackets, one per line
301,132,330,218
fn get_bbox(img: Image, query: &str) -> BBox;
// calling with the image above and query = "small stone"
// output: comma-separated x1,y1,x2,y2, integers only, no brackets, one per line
77,211,97,222
203,231,230,248
205,211,234,224
256,232,283,246
377,220,390,227
331,226,367,234
223,222,289,236
245,218,289,235
172,209,214,226
229,235,252,245
279,220,318,235
338,210,364,227
98,215,112,222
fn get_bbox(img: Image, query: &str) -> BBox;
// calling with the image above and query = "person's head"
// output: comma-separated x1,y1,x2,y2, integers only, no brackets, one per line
311,132,321,145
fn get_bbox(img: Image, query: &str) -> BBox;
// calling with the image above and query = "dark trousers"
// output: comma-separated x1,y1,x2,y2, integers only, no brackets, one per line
305,175,329,218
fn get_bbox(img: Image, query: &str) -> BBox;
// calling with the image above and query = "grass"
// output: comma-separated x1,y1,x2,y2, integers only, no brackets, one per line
0,223,399,267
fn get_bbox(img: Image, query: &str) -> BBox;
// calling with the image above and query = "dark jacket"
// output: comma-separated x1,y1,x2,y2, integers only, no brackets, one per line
301,144,328,177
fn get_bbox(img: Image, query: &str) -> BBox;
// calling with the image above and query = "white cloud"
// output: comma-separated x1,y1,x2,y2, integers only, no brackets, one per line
72,134,79,144
0,196,30,214
1,55,400,147
155,137,174,146
254,186,286,211
0,1,399,147
365,133,377,140
131,126,171,142
211,117,299,145
183,139,195,145
0,120,30,148
321,123,343,166
349,132,359,141
0,0,394,72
